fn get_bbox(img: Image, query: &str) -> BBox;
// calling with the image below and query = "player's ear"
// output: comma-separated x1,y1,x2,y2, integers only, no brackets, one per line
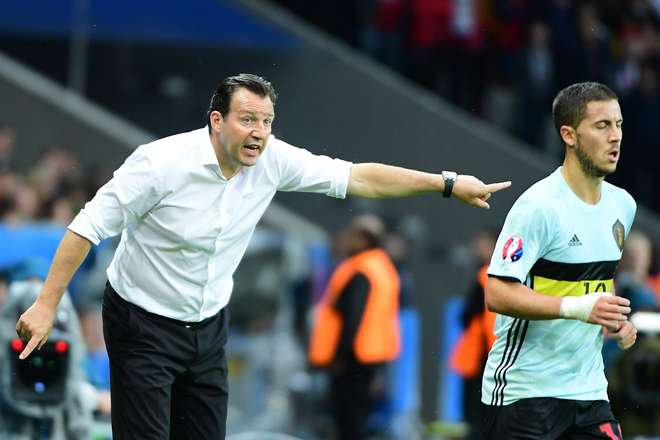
559,125,576,148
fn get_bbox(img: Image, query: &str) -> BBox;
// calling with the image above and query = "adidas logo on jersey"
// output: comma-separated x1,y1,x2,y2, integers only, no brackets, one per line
568,234,582,246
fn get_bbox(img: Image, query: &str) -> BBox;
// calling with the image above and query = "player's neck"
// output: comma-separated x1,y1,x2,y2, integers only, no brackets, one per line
561,158,603,205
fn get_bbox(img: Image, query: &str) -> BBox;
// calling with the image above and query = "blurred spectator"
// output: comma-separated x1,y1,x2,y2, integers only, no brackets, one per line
490,0,533,86
384,231,414,308
514,20,555,149
309,214,401,440
4,180,41,225
358,0,406,71
575,2,612,84
0,122,15,172
0,273,7,306
407,0,489,112
616,230,658,312
650,241,660,303
406,0,455,90
449,228,497,440
618,60,660,208
0,172,20,221
612,33,643,96
548,0,581,88
29,146,82,205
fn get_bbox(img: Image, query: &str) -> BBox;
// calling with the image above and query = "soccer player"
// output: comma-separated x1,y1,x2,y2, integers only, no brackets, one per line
481,82,637,440
14,74,510,439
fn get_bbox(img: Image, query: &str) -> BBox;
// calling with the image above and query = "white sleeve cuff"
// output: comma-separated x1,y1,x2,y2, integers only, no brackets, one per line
68,211,102,246
328,159,353,199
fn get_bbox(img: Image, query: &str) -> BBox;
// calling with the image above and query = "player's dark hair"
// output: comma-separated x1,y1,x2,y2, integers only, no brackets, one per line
552,82,618,133
206,74,277,128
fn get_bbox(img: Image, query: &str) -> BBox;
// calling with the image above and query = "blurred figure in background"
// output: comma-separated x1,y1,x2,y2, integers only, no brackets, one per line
0,122,15,173
619,60,660,209
358,0,406,71
615,230,658,312
514,20,556,151
649,241,660,303
449,228,497,440
309,214,401,440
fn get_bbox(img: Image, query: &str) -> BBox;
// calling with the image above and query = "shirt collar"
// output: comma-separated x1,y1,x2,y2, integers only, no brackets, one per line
198,127,220,167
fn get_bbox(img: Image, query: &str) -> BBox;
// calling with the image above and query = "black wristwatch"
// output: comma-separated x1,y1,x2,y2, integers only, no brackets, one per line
441,171,457,198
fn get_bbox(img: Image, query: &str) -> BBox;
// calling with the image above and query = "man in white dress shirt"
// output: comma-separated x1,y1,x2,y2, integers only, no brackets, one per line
15,74,511,439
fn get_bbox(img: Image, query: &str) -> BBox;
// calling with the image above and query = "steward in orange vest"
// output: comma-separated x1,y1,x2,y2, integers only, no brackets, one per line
308,247,401,367
308,214,401,440
449,264,496,378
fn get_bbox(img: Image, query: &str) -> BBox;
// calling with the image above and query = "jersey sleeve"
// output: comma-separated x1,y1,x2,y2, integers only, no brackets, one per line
624,191,637,237
488,198,555,283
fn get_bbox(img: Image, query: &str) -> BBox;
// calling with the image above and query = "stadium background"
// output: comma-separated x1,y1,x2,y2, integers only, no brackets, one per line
0,0,659,438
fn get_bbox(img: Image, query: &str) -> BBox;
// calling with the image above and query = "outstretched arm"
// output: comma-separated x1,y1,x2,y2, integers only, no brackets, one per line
485,276,631,330
15,230,92,359
347,163,511,209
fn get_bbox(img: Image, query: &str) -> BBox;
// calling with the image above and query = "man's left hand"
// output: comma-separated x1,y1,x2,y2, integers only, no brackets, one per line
453,175,511,209
609,320,637,350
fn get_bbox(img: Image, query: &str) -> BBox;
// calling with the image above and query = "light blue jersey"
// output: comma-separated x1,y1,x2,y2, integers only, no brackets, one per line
482,167,636,406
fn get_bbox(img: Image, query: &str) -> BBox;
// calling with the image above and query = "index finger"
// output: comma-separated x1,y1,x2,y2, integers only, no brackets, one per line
19,336,40,360
485,181,512,193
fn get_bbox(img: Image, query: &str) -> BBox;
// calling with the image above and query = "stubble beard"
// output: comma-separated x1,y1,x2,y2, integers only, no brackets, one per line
574,139,612,178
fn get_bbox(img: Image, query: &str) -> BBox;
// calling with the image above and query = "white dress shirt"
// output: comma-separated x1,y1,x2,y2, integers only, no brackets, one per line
69,128,352,321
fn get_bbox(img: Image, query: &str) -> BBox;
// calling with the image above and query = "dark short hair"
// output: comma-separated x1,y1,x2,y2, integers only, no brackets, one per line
552,82,618,133
206,74,277,128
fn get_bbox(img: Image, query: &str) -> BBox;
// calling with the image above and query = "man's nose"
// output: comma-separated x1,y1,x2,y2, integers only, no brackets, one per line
608,126,622,142
251,122,268,139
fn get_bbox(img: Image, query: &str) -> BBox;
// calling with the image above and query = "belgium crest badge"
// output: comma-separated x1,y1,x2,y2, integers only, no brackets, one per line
612,219,625,251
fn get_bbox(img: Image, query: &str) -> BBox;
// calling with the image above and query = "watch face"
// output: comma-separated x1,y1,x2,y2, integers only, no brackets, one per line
442,172,455,197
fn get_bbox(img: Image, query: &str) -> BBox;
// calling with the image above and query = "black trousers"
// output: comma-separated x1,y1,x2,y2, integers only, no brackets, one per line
481,398,622,440
102,283,228,440
330,362,381,440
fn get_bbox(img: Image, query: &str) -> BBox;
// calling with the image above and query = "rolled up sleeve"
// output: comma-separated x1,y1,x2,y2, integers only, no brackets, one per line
68,146,163,245
273,139,352,198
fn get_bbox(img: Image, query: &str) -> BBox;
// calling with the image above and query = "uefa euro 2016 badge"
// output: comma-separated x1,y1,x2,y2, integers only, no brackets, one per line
612,219,625,251
502,236,523,263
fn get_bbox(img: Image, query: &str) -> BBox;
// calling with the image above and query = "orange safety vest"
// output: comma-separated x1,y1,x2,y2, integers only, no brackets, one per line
449,265,496,378
309,248,401,366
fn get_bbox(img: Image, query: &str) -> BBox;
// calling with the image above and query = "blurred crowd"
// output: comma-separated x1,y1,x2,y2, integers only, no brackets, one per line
274,0,660,213
0,123,114,438
0,122,112,229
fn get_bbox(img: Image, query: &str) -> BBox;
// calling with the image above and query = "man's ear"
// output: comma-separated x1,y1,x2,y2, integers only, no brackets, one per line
210,110,224,131
559,125,576,148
